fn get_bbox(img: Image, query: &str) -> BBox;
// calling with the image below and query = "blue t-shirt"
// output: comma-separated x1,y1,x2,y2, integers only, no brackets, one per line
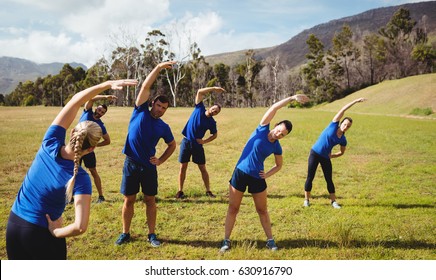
236,124,282,179
79,108,107,135
11,125,92,228
312,121,347,159
122,102,174,168
181,102,217,147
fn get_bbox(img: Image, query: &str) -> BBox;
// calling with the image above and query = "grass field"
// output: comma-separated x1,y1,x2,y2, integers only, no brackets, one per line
0,75,435,260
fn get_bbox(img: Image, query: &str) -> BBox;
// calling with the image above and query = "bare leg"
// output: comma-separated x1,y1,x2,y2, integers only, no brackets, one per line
178,163,188,192
122,194,136,233
198,164,211,192
252,190,273,239
223,185,244,239
89,167,103,197
144,195,157,234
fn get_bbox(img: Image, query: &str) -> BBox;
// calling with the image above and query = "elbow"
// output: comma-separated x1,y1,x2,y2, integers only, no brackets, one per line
74,220,89,235
75,224,88,235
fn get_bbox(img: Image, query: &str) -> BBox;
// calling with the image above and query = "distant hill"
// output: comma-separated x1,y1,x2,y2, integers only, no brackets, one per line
318,73,436,117
0,56,87,94
206,1,436,68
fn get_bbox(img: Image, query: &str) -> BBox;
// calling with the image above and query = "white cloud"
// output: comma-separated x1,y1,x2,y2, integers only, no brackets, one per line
2,0,434,67
0,31,99,66
60,0,170,40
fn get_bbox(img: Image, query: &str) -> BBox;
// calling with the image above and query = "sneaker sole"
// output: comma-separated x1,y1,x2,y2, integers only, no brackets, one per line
149,242,161,247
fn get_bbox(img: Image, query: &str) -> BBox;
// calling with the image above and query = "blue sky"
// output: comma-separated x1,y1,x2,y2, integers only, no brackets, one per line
0,0,431,67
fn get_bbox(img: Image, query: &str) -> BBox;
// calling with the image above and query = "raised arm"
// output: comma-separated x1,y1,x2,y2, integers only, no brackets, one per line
195,86,225,105
260,94,309,126
136,61,176,107
52,80,138,130
332,98,366,122
84,95,118,110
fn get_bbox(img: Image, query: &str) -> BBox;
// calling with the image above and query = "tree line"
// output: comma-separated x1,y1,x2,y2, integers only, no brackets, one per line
1,8,434,108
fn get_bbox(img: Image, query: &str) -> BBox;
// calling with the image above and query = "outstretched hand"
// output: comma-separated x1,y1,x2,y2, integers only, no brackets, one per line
355,97,367,103
213,87,226,94
293,94,310,104
159,61,177,70
109,79,138,90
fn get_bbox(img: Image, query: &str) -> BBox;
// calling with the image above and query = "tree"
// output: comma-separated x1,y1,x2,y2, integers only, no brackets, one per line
379,8,417,78
327,24,360,92
212,63,230,106
362,33,388,85
243,49,263,107
301,34,334,103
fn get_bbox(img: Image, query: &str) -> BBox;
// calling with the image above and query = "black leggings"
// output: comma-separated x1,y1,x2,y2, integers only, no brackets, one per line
304,149,336,194
6,211,67,260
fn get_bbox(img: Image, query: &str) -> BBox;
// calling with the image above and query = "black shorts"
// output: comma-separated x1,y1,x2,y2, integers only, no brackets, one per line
6,211,67,260
80,152,96,168
178,137,206,164
229,168,267,194
120,157,158,196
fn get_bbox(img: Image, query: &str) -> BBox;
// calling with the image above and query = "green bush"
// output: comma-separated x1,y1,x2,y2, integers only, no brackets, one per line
410,107,433,116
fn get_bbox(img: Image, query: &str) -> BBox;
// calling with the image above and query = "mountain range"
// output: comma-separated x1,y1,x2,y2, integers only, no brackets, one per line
0,57,87,95
205,1,436,68
1,1,435,95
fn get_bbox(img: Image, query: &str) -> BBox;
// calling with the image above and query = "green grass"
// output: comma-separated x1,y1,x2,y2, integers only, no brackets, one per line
319,73,436,118
1,106,435,260
0,74,435,260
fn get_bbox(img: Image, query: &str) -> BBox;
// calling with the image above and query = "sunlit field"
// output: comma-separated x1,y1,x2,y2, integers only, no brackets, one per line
0,105,435,260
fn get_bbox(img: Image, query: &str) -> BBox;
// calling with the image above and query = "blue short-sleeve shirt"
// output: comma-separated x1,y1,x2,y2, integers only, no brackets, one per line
236,124,282,179
312,121,347,158
11,125,91,228
122,102,174,168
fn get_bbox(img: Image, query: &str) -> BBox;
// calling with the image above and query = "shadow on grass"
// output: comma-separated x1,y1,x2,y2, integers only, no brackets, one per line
392,204,435,209
352,202,436,209
160,238,435,250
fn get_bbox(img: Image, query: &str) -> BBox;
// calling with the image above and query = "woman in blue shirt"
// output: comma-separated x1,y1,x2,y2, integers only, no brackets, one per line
303,98,366,209
6,79,137,259
220,94,309,252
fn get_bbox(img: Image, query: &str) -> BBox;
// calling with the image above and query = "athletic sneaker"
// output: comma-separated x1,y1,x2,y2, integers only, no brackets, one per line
303,199,310,207
266,239,278,251
205,191,216,198
96,196,105,203
115,233,130,245
175,191,185,199
220,239,231,252
148,233,161,247
332,201,342,209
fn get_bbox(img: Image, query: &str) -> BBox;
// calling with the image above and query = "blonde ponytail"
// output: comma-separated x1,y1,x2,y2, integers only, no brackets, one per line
65,121,102,203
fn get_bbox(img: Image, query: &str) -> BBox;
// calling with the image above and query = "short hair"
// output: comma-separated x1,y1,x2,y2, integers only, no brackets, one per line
152,95,170,105
276,120,293,134
341,117,353,124
100,104,108,111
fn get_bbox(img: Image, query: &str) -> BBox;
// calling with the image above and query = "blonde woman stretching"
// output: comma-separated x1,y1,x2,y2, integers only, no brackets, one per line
6,79,137,259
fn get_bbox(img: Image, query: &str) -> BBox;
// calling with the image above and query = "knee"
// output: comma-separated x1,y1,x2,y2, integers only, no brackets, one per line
227,204,240,216
255,206,268,216
124,196,136,207
143,195,156,206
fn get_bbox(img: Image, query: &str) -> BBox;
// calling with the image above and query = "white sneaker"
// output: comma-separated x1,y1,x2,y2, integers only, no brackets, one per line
220,239,231,252
303,199,310,207
332,201,341,209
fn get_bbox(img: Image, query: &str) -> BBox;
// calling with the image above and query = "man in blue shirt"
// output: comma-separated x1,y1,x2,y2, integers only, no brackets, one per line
115,61,177,247
176,86,225,199
79,94,117,203
304,98,366,209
